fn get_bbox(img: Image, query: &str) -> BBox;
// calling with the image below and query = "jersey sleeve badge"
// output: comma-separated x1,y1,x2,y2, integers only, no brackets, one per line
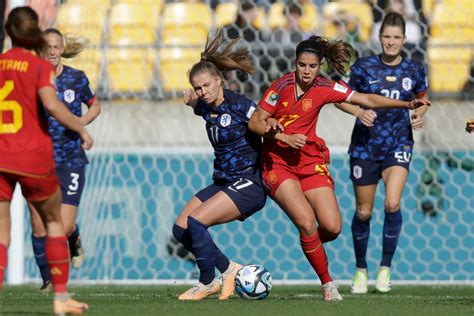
264,90,279,106
402,77,412,91
333,82,348,93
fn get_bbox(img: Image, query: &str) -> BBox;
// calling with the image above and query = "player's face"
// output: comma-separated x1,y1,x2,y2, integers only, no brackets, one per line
42,33,64,67
295,52,321,86
380,26,405,58
191,71,223,106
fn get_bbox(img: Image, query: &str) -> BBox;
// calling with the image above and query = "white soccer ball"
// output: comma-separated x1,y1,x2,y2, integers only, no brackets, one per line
234,264,272,300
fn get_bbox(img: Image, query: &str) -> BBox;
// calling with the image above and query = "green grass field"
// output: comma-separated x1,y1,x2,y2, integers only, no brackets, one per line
1,285,473,316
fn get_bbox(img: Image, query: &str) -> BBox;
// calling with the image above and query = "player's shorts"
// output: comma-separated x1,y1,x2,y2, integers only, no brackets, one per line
350,151,412,186
195,172,267,221
56,166,86,206
0,170,59,202
262,163,335,197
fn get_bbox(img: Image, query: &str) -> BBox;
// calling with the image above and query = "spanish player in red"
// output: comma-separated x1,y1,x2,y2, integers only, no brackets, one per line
0,7,91,315
248,35,429,301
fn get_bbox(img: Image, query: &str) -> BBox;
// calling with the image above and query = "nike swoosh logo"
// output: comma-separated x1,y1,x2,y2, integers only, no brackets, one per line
369,80,380,84
67,191,77,195
384,234,398,239
356,236,367,240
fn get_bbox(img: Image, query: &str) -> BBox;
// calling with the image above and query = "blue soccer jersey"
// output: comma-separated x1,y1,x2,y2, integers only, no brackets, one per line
46,65,96,168
347,55,428,160
194,89,261,181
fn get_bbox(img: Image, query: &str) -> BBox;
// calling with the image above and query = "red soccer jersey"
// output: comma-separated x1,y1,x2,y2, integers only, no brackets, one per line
259,72,354,169
0,48,57,177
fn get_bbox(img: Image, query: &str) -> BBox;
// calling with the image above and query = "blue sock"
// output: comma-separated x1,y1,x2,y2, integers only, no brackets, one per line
173,223,229,273
68,224,80,256
381,210,403,267
351,212,371,269
32,235,51,284
172,224,192,252
187,216,225,285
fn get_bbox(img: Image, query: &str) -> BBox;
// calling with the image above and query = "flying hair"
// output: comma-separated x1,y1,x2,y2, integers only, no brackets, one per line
189,28,255,83
44,28,89,59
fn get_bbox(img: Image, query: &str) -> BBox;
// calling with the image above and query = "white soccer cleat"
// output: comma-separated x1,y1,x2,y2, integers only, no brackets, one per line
375,266,392,293
178,279,221,300
219,261,242,300
322,281,343,301
350,268,368,294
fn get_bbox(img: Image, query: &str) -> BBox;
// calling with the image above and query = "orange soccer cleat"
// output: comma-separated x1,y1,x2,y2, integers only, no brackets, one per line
178,279,221,301
219,261,242,300
53,298,89,315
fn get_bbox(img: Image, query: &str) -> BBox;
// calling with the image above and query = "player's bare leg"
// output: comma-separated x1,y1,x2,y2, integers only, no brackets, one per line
31,189,88,314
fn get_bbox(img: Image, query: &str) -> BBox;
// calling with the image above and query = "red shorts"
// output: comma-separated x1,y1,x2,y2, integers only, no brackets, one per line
262,163,335,197
0,170,59,202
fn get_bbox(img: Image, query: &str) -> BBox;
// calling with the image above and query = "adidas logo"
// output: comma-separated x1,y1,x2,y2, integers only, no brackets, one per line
50,267,63,276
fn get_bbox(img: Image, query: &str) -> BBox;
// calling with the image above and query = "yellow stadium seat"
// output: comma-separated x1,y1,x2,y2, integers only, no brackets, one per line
268,2,286,30
162,3,212,31
428,46,471,93
323,2,373,42
159,47,201,92
252,6,266,30
161,27,208,46
431,4,474,44
115,0,163,6
63,49,103,91
65,0,110,10
215,1,239,28
110,3,161,29
108,48,156,94
299,3,319,33
109,26,156,46
56,4,106,44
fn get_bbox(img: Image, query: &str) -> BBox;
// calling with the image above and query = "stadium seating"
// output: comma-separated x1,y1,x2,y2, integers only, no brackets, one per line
299,3,319,33
110,3,161,30
430,4,474,44
215,1,239,28
322,2,373,43
159,47,201,93
428,46,471,93
56,3,107,45
268,2,286,30
107,48,156,95
109,26,157,46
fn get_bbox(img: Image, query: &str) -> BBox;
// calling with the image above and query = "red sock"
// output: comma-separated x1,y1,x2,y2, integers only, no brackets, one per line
46,236,69,294
0,243,7,289
300,232,332,285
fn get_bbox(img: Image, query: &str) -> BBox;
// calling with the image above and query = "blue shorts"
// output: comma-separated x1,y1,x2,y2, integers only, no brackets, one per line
56,166,86,206
195,172,267,221
350,151,411,186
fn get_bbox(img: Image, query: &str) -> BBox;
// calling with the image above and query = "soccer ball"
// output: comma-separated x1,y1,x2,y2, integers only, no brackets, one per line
234,264,272,300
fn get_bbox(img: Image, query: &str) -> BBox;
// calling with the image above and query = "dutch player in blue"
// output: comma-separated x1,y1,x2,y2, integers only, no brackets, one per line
336,12,429,294
172,29,266,300
28,28,101,291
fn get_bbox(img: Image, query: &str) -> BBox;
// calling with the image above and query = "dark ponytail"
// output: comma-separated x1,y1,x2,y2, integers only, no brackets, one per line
295,36,353,75
5,7,45,51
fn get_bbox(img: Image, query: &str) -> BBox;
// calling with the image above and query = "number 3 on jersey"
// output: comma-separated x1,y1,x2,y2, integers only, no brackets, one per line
0,80,23,134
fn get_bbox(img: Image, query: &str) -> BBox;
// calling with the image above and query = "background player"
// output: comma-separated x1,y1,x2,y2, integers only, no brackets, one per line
0,6,91,314
173,29,267,301
28,28,101,291
248,35,429,301
336,12,429,294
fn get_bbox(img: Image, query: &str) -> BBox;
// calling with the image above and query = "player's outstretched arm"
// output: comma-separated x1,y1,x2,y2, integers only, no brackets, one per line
334,102,377,127
39,86,93,150
183,89,199,109
349,92,431,110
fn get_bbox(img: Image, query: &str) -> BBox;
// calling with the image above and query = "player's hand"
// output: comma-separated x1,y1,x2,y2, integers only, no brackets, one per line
407,99,430,110
283,134,307,149
466,119,474,133
183,89,198,108
79,129,94,150
265,118,284,133
356,109,377,127
411,113,423,131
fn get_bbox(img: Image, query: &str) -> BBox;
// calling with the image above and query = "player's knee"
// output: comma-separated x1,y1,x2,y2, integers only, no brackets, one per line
63,223,76,236
384,199,400,212
296,221,317,237
355,208,372,221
